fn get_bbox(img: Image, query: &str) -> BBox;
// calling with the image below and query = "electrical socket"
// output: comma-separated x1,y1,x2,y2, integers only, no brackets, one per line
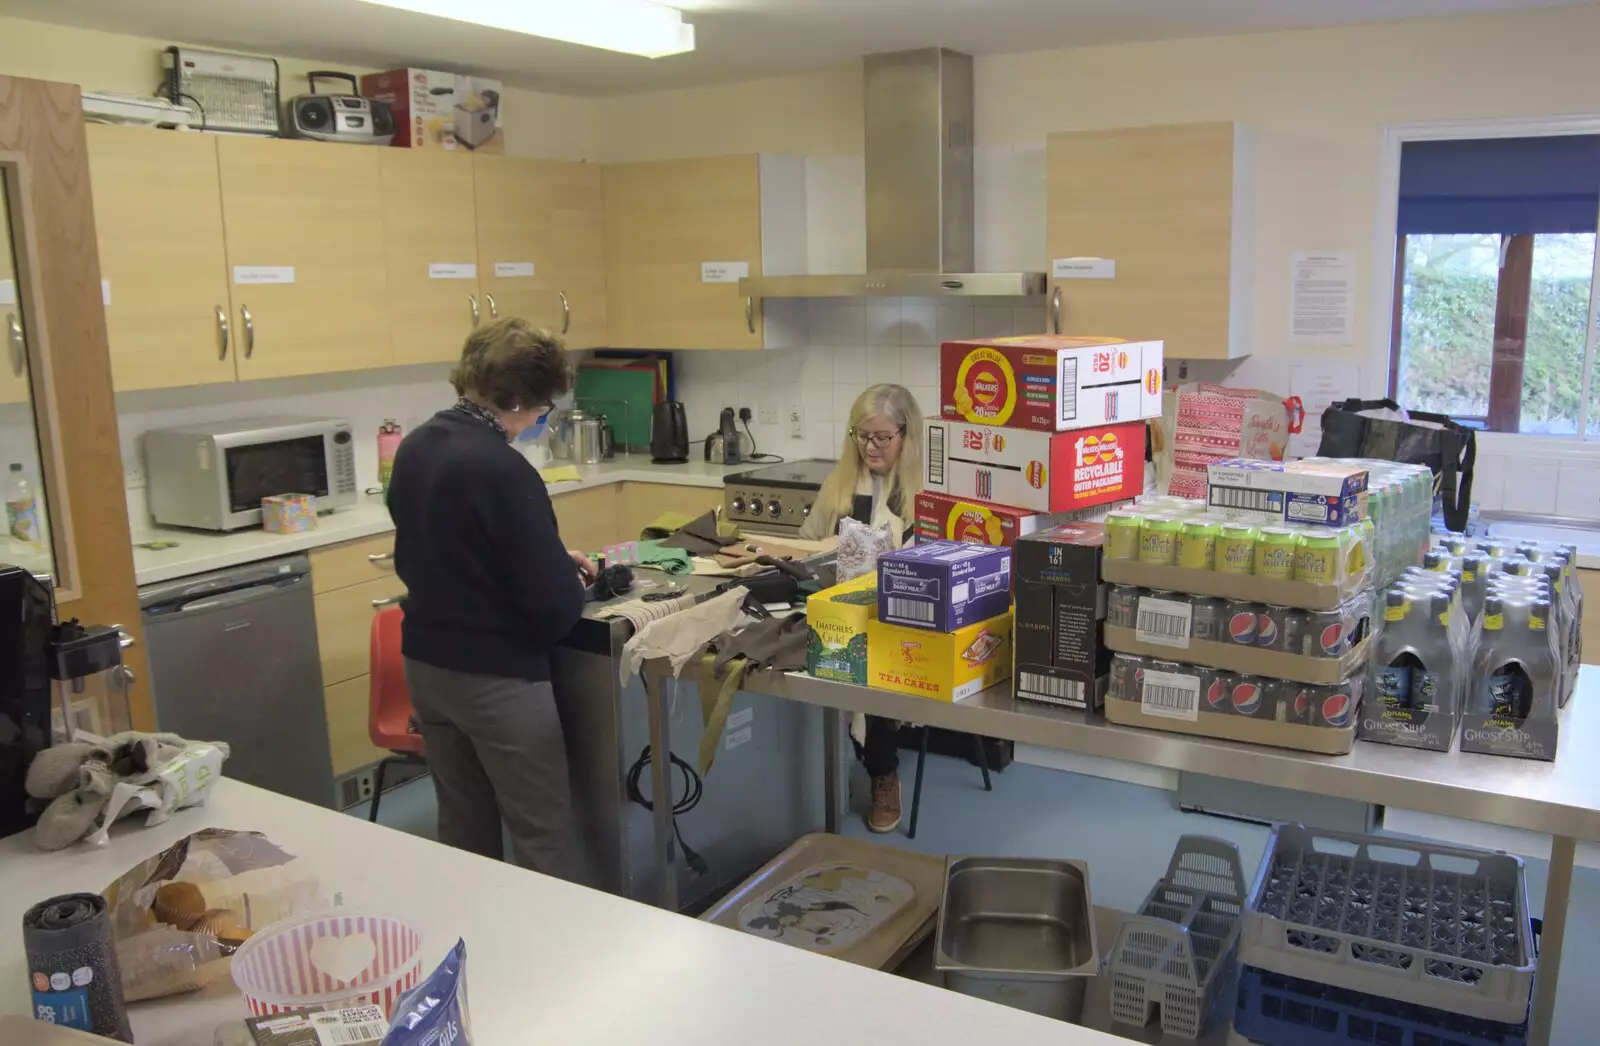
124,465,146,490
758,405,780,425
788,404,805,440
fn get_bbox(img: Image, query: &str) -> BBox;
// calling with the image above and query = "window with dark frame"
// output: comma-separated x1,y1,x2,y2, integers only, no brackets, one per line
1388,135,1600,435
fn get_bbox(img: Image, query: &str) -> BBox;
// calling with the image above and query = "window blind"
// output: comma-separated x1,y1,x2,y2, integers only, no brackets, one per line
1397,135,1600,235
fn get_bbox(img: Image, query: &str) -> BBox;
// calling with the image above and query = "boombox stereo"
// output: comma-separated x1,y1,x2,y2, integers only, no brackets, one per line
286,71,394,145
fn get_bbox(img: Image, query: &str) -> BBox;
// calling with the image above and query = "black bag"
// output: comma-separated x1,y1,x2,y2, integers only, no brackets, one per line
1317,398,1476,532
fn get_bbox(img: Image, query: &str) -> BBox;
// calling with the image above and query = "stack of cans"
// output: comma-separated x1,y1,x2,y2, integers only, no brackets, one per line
1106,585,1370,659
1109,653,1361,728
1305,458,1434,586
1102,499,1370,587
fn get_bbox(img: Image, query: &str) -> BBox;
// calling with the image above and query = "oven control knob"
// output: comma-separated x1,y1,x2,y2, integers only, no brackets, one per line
748,498,764,516
730,497,745,514
802,503,812,517
768,500,782,518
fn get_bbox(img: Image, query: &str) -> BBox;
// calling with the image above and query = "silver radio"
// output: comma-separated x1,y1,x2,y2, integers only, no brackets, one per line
285,72,395,146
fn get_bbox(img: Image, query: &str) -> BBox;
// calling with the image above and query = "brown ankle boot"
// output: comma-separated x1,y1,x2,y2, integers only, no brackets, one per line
867,772,901,834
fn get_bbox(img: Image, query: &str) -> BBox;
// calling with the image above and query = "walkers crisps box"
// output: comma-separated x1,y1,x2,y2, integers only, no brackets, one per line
867,612,1014,702
941,335,1164,432
1013,523,1108,711
924,420,1146,514
805,573,876,685
913,492,1129,548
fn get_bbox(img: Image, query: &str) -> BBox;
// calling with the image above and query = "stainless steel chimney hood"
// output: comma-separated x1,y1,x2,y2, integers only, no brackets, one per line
740,48,1046,299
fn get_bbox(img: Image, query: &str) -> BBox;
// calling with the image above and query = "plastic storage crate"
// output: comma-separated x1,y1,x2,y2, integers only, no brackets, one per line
1241,824,1534,1024
1108,835,1247,1039
1236,966,1529,1046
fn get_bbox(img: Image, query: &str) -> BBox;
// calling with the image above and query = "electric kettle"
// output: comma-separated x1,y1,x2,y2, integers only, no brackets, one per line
651,401,690,464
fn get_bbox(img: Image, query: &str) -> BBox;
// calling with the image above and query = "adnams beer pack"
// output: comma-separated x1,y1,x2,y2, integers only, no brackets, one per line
940,335,1164,432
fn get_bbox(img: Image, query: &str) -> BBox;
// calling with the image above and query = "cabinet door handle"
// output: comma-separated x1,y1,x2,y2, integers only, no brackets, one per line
110,624,136,650
241,304,255,358
5,313,22,377
367,552,394,564
215,305,229,360
469,294,480,326
120,666,136,687
1051,286,1062,335
486,293,498,320
745,296,755,335
559,291,570,335
371,595,403,609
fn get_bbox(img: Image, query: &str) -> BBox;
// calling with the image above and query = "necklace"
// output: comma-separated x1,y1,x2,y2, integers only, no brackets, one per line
452,397,510,441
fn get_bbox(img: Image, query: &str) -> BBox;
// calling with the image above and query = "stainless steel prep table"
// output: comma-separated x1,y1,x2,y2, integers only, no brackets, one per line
641,662,1600,1046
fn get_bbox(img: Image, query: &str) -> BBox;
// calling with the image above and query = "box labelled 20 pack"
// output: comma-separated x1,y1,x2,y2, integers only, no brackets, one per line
940,334,1164,432
923,419,1147,514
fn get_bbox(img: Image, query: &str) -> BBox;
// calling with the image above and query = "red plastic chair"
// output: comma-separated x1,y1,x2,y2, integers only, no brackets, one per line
368,605,426,823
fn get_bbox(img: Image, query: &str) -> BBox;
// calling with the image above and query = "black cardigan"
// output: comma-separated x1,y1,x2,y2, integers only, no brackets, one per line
388,409,583,682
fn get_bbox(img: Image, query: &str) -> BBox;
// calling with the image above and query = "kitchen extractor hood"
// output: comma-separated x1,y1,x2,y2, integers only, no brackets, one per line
740,48,1046,299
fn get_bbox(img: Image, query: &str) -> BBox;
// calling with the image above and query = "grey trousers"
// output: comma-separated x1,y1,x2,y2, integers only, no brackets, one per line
403,657,575,879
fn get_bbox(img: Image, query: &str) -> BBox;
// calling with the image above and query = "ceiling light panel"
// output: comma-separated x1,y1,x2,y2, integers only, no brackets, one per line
355,0,696,58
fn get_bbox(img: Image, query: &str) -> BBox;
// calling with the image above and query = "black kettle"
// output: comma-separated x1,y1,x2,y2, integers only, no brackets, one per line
650,401,689,463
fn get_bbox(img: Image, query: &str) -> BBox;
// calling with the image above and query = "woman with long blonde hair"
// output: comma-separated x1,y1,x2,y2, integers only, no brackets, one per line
800,383,923,832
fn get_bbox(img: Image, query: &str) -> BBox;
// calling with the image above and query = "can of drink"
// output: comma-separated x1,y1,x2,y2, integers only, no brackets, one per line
1437,536,1470,557
1309,679,1359,728
1294,530,1345,585
1214,523,1259,575
1224,600,1259,644
1175,519,1220,571
1102,510,1144,561
1228,674,1266,717
1109,653,1146,702
1107,584,1143,629
1300,608,1345,657
1265,678,1312,724
1138,515,1182,566
1256,604,1293,651
1191,597,1226,643
1201,669,1236,715
1255,527,1298,580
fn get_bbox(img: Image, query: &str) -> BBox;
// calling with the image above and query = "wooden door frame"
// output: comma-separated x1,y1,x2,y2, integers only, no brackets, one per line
0,76,151,727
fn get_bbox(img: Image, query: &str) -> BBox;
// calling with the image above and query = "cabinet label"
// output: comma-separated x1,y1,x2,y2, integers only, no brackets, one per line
0,280,13,306
1052,257,1116,279
428,263,477,280
233,266,296,285
701,261,750,284
102,280,112,306
494,261,535,278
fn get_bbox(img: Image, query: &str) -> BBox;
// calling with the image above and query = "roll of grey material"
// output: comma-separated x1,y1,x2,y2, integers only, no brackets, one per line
22,892,133,1042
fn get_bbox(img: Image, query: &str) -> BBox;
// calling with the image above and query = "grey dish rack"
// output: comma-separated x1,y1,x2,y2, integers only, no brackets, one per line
1108,835,1248,1040
1240,823,1535,1024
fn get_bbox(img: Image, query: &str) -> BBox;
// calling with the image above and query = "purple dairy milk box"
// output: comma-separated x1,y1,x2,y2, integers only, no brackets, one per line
877,540,1013,632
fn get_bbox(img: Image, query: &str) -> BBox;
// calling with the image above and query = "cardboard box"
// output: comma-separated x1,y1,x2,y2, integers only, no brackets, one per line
1013,523,1107,711
867,613,1013,702
912,491,1126,548
940,335,1163,432
1104,626,1372,686
878,540,1012,631
360,68,504,152
1104,689,1356,755
1206,459,1368,527
1101,558,1372,613
261,494,316,534
805,574,877,685
924,420,1146,515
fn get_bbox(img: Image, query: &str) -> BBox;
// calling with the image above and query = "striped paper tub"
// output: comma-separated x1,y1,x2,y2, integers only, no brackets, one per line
231,911,423,1018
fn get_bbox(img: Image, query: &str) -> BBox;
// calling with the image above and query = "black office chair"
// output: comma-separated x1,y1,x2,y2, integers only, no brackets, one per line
906,727,993,839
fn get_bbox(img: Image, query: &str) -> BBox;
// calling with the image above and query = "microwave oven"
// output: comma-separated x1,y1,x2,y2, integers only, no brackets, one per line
145,416,358,531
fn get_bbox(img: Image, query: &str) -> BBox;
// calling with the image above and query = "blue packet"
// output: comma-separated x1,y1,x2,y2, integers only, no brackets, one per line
382,939,472,1046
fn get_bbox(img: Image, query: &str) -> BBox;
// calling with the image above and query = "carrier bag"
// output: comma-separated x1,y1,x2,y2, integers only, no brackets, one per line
1317,398,1476,532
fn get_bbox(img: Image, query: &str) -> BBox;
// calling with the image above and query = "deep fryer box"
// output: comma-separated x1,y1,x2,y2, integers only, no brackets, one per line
360,68,504,152
1013,523,1107,711
878,540,1012,631
939,335,1164,432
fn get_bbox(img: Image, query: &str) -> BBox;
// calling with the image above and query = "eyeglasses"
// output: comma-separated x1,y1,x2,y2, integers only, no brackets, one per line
850,427,903,448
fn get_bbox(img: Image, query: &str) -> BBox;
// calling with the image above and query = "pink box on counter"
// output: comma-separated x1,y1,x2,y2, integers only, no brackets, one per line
262,494,317,534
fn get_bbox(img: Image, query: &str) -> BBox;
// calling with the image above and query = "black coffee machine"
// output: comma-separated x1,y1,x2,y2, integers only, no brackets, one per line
0,564,55,838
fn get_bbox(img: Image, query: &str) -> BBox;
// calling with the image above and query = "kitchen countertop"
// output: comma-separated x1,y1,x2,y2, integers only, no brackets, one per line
0,780,1128,1046
129,459,745,587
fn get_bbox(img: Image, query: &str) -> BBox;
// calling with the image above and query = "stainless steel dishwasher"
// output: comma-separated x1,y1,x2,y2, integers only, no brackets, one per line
140,554,335,807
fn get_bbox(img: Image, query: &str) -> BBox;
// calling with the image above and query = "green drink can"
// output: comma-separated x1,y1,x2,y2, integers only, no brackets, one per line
1175,519,1220,571
1214,523,1258,575
1102,510,1144,561
1255,526,1298,580
1138,515,1182,566
1294,530,1345,585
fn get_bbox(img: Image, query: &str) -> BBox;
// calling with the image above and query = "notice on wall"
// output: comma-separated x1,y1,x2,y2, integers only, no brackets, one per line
701,261,750,284
233,266,296,285
1288,360,1365,458
1290,252,1356,344
428,263,478,280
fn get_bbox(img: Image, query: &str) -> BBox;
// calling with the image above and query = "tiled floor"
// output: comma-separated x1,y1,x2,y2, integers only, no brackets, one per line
348,751,1594,1043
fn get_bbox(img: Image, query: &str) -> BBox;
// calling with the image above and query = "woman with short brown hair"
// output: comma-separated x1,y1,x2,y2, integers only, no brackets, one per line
387,317,595,877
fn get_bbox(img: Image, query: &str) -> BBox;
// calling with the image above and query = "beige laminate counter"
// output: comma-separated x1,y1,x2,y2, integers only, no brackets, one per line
129,459,742,586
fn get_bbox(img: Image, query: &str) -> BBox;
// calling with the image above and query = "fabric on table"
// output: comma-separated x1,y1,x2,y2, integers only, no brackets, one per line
659,510,741,555
618,586,753,682
694,612,810,775
635,540,694,575
638,511,699,541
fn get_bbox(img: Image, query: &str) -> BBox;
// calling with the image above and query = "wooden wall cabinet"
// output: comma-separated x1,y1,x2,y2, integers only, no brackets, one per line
380,150,482,364
1046,122,1254,360
0,179,26,405
474,155,608,349
602,154,804,351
